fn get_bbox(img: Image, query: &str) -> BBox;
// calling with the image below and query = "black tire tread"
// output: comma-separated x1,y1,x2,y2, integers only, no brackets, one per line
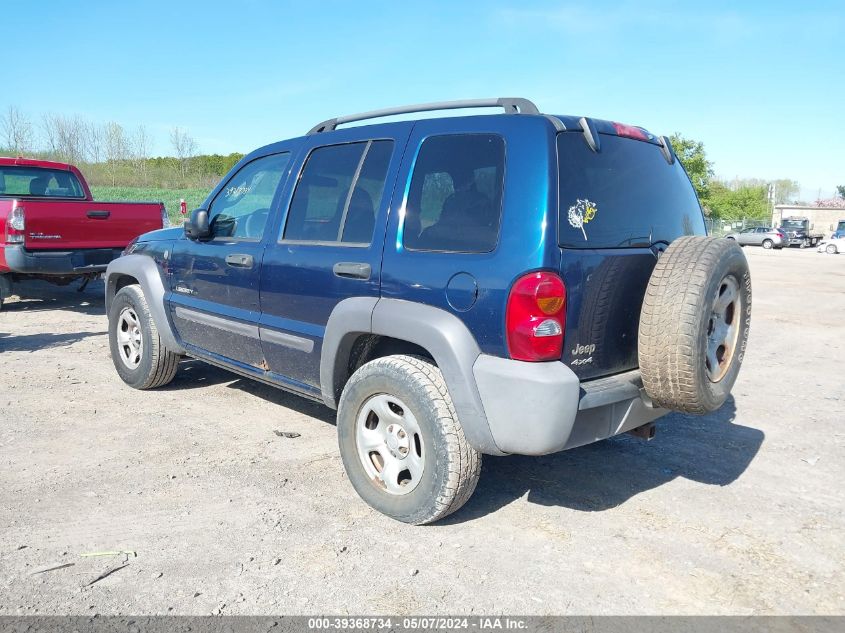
339,354,481,525
112,285,179,389
638,236,746,413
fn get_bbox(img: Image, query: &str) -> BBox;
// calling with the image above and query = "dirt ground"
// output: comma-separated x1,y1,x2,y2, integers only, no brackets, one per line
0,246,843,616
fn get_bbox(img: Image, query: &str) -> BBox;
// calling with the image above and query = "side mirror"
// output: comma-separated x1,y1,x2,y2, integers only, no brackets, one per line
184,209,211,240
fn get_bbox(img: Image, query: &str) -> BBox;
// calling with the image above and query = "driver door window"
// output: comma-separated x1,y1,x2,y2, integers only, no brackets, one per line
208,153,290,240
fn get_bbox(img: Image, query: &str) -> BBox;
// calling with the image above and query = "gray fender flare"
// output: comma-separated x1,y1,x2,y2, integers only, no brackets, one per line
320,297,503,455
104,255,185,355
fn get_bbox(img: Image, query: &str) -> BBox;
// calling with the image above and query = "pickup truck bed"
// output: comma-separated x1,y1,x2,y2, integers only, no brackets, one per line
0,157,164,296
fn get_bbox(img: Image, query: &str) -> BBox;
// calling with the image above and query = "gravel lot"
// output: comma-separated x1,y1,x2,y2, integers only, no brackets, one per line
0,246,843,616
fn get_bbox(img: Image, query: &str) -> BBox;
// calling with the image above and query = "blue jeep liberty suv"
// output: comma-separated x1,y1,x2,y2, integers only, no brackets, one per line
105,98,751,524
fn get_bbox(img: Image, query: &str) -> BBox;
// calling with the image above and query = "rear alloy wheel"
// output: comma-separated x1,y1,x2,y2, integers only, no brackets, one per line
827,244,838,254
762,239,773,249
639,236,751,414
337,355,481,524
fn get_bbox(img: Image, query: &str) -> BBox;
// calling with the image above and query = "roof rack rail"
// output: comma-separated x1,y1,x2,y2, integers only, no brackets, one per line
308,97,541,134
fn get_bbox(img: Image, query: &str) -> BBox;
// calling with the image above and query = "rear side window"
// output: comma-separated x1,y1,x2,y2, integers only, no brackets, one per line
0,166,85,198
557,133,705,248
284,140,394,244
404,134,505,253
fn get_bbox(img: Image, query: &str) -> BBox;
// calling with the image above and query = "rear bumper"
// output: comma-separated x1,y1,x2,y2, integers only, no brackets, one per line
2,245,122,275
472,355,666,455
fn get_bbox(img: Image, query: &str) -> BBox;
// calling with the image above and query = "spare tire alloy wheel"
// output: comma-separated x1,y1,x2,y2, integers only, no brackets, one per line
705,276,741,382
639,236,752,414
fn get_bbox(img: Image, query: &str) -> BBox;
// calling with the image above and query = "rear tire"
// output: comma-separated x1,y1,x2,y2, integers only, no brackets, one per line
827,244,838,254
762,239,773,249
108,284,180,389
337,355,481,525
639,236,751,414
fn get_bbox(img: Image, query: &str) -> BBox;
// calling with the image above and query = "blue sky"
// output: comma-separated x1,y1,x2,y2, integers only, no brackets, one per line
4,0,843,199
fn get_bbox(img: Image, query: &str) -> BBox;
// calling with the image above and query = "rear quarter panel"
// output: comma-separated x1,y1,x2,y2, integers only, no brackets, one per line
380,115,560,358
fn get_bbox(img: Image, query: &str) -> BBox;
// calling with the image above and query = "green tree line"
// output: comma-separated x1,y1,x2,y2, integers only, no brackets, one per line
669,133,802,223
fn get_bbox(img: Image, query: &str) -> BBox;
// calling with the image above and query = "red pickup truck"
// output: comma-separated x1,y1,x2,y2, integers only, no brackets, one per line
0,157,166,307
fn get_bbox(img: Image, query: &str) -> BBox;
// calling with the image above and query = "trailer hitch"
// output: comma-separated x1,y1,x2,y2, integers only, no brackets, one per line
627,422,656,440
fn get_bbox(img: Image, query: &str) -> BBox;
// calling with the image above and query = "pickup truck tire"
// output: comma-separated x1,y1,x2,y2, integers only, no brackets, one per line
0,274,10,311
337,354,481,525
108,284,179,390
639,236,751,414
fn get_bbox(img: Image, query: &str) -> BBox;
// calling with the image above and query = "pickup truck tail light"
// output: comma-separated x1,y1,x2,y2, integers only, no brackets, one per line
506,271,566,362
160,204,171,228
6,203,25,243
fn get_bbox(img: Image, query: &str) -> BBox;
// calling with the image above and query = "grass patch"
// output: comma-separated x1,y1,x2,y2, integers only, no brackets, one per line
90,186,212,224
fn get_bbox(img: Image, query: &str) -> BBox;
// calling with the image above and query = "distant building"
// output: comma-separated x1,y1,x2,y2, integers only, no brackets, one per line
772,204,845,234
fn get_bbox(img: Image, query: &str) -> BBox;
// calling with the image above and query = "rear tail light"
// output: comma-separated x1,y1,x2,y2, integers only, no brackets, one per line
160,204,171,228
6,203,25,244
612,122,648,140
777,232,784,238
506,271,566,362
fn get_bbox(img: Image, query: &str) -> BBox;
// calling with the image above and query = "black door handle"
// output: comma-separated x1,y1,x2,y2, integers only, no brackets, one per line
333,262,371,280
225,253,254,268
87,210,111,219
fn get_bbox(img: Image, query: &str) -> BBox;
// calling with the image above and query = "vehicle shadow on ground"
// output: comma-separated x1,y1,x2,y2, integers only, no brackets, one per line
443,396,764,523
0,330,103,353
2,280,105,316
163,359,336,424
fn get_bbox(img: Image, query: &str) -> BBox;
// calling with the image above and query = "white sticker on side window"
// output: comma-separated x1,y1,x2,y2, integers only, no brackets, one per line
567,198,597,240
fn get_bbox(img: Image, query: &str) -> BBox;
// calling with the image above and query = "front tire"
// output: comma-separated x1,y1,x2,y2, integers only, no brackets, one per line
108,284,180,389
827,244,838,254
337,355,481,525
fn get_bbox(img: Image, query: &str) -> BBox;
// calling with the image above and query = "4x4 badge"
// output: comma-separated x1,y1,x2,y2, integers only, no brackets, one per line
567,199,597,240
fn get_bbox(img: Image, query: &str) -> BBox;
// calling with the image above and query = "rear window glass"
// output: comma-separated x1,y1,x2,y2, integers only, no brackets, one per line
557,133,705,248
0,166,85,198
404,134,505,253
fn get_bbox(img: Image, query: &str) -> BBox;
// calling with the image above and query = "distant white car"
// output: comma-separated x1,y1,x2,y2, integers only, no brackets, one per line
817,236,845,254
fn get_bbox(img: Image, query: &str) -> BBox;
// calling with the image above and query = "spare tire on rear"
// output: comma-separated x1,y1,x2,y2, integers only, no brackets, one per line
638,236,751,414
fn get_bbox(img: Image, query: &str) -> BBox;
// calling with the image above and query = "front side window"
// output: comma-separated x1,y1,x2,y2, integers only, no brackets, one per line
283,140,393,244
208,153,290,240
0,166,85,198
403,134,505,253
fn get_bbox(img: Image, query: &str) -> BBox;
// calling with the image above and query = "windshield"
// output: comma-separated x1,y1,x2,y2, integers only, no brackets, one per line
557,133,705,248
0,166,85,198
780,219,806,230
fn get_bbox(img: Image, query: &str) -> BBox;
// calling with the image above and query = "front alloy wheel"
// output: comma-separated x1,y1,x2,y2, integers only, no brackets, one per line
116,307,144,369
